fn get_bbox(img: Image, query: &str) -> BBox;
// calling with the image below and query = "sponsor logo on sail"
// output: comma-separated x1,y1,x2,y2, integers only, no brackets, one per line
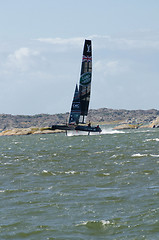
80,72,91,85
87,44,91,53
73,103,80,109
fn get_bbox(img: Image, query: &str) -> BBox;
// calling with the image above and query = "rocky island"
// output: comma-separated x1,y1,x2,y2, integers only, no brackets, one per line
0,108,159,136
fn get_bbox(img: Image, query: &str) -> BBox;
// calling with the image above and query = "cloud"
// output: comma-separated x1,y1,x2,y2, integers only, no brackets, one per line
1,33,159,114
6,47,39,72
36,37,84,47
89,34,159,50
113,37,159,50
35,34,159,51
94,59,129,77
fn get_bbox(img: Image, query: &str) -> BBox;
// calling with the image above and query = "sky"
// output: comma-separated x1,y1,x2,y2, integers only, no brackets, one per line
0,0,159,115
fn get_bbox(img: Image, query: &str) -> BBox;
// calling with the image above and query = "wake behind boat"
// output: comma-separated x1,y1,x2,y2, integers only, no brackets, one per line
52,39,102,134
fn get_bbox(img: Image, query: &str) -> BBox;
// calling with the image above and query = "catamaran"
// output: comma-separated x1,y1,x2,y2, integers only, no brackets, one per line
52,39,102,134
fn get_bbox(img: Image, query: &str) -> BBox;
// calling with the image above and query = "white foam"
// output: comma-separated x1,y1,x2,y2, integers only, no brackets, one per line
101,128,125,135
0,190,5,193
145,138,159,142
67,127,124,136
103,173,110,176
76,219,111,227
95,151,104,154
132,153,148,157
42,170,56,175
154,138,159,141
67,131,88,136
40,137,47,140
65,171,76,174
150,154,159,157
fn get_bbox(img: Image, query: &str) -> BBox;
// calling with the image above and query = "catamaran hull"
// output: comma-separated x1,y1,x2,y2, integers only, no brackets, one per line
51,125,74,131
51,124,102,133
75,125,102,133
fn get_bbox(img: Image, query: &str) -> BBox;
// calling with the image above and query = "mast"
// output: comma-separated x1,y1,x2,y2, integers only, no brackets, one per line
79,40,92,123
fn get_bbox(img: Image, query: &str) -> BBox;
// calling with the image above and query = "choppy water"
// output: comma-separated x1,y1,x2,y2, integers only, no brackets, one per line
0,127,159,240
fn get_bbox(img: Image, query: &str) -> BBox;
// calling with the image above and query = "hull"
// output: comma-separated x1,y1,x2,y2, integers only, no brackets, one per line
51,125,75,131
75,125,102,133
52,124,102,133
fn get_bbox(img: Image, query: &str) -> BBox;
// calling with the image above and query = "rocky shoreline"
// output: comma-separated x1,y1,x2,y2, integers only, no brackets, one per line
0,127,63,136
113,116,159,130
0,108,159,136
0,118,158,136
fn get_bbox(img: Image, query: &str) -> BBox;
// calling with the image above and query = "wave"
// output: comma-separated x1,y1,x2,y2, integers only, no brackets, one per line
132,153,159,158
150,154,159,157
0,190,5,193
132,153,148,157
145,138,159,142
76,220,111,229
40,169,84,176
41,170,56,176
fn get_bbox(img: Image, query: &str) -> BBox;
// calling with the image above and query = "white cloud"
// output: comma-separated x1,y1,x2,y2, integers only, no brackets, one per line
94,59,129,77
6,47,39,72
89,34,159,50
36,37,84,47
113,37,159,50
35,34,159,51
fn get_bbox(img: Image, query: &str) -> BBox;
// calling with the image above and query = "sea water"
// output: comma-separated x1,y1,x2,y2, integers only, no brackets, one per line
0,127,159,239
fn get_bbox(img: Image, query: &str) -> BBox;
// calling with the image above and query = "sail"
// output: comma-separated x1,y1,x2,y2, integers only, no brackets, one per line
69,84,81,125
79,39,92,123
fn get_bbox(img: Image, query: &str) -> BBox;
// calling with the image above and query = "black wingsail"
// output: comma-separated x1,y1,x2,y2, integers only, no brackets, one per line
79,40,92,123
68,84,81,125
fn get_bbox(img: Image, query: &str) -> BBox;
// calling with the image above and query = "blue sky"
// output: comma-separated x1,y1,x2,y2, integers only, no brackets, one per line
0,0,159,115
